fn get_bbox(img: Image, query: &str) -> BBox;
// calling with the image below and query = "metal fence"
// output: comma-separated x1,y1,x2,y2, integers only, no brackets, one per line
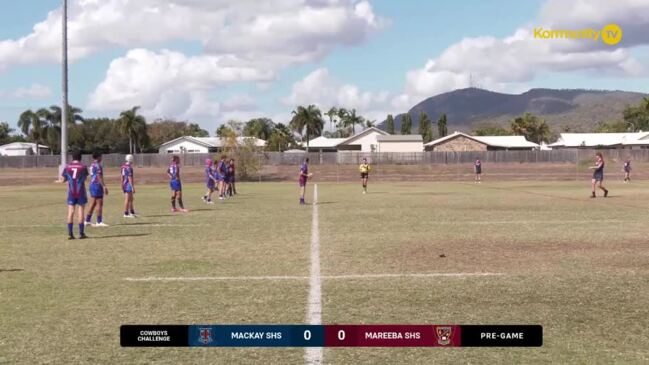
2,149,649,168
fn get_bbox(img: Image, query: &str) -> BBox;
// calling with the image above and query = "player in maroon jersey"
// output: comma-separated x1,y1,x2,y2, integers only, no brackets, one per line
59,151,89,239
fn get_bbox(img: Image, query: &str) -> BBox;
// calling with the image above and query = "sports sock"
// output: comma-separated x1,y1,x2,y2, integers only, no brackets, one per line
178,198,184,209
130,209,135,215
97,215,102,224
78,223,85,235
85,214,92,222
68,223,73,235
124,210,129,216
171,197,176,209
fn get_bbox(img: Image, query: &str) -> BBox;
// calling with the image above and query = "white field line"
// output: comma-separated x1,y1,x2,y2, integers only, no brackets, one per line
124,275,309,282
1,219,639,229
123,272,505,282
305,184,323,365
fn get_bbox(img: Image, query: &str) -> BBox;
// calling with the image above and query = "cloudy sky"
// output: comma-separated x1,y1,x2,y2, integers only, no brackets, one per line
0,0,648,133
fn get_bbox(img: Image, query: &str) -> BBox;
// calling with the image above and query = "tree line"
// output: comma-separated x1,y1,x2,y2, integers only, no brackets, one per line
2,97,649,152
471,97,649,144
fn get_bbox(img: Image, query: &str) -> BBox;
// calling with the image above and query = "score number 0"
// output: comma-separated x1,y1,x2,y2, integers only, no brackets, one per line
302,329,346,341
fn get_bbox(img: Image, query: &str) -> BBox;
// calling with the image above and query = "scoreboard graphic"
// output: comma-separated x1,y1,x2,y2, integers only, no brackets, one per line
121,324,542,347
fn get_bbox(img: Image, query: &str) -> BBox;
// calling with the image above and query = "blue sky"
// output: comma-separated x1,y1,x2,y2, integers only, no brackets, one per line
0,0,647,134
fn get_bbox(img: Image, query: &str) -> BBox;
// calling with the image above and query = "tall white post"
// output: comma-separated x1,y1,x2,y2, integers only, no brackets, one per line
60,0,69,170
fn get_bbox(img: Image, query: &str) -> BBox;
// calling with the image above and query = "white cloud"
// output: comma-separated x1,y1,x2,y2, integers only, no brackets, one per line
6,83,53,99
393,0,649,110
1,0,385,125
221,94,258,112
0,0,384,71
87,49,272,121
284,68,393,120
283,68,396,124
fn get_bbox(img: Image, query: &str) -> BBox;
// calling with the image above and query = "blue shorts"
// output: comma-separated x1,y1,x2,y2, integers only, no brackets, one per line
123,184,134,193
67,193,88,206
215,174,223,182
170,180,182,192
89,184,104,198
207,180,215,189
593,173,603,182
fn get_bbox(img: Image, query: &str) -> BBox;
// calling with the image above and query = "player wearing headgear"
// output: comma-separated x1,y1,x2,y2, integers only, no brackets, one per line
59,151,89,239
85,152,109,227
474,158,482,183
217,155,228,201
359,157,371,194
623,158,632,183
202,159,217,204
168,155,188,212
589,152,609,198
121,154,136,218
299,158,312,205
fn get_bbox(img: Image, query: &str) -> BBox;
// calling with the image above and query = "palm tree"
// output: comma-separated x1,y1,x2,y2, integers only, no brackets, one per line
290,105,324,152
36,107,65,154
17,110,44,155
342,108,365,134
336,107,348,132
325,107,338,133
119,106,147,154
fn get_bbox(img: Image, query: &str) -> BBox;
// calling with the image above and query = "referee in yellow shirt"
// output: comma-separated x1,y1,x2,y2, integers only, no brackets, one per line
359,157,371,194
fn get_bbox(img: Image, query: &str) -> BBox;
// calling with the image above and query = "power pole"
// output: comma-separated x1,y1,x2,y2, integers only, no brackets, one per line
60,0,69,170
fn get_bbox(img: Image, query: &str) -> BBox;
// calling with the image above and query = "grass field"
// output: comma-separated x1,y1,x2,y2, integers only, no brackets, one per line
1,179,648,364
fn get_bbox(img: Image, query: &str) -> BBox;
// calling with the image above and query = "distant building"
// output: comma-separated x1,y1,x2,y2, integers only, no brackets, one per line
376,135,424,152
0,142,50,156
303,127,389,152
548,132,649,149
158,136,266,154
304,136,346,152
424,132,539,151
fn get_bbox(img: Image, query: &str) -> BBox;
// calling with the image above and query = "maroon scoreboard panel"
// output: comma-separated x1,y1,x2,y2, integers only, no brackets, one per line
121,324,542,347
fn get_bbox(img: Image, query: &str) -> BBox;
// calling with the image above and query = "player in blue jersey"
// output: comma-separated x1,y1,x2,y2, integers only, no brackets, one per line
474,158,482,183
85,152,109,227
121,154,136,218
59,151,89,239
589,152,609,198
202,159,217,204
167,155,188,212
298,158,312,205
623,158,631,183
217,155,228,201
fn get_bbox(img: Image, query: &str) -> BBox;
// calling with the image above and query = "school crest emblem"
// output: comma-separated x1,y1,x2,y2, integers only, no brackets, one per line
436,326,452,346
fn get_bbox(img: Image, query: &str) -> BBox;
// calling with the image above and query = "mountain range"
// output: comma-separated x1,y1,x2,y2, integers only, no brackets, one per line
380,88,648,133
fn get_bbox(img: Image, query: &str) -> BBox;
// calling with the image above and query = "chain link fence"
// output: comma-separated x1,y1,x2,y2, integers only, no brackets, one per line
2,149,649,182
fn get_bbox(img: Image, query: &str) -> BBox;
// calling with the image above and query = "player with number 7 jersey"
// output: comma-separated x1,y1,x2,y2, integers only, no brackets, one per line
60,151,89,239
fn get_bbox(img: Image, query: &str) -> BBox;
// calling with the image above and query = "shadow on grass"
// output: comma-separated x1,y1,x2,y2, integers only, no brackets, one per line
399,192,454,196
92,233,151,239
0,268,24,273
315,201,336,205
113,222,160,226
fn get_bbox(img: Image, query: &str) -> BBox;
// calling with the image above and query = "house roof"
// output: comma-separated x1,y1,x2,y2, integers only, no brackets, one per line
0,142,50,150
548,132,649,147
159,136,266,149
376,135,423,142
304,127,389,148
337,127,389,146
304,136,346,148
473,135,539,148
425,132,539,149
